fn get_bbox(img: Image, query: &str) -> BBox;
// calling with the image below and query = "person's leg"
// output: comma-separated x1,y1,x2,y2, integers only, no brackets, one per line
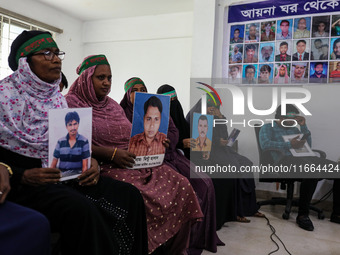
10,184,117,255
331,178,340,223
296,179,318,231
0,201,50,255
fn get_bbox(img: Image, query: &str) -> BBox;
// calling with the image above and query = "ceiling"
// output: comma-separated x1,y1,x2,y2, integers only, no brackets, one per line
35,0,194,21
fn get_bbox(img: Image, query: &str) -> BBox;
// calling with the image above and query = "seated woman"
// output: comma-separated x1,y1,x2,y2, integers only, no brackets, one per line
121,79,224,254
188,91,263,227
0,163,50,255
65,55,203,255
0,30,148,255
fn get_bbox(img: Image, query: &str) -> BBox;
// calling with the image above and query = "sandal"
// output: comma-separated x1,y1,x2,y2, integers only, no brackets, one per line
236,216,251,223
254,212,265,218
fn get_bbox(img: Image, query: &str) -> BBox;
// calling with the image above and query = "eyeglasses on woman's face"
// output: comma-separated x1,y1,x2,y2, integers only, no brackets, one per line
32,50,65,61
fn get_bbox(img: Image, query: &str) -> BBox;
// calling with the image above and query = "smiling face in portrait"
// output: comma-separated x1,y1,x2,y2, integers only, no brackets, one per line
91,65,112,101
198,119,208,138
144,106,161,141
130,84,147,104
28,47,62,83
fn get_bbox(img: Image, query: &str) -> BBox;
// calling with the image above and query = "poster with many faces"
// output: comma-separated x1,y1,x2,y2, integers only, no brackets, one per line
223,0,340,85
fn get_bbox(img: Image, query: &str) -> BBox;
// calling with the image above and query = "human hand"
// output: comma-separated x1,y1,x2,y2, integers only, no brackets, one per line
290,136,306,149
78,158,100,186
208,107,223,118
295,116,306,126
162,138,170,149
0,166,11,203
183,138,196,149
220,138,229,147
22,168,61,186
113,149,136,169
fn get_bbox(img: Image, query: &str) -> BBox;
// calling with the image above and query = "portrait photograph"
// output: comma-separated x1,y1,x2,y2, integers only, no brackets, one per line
230,24,244,44
242,64,258,84
274,63,291,84
311,38,329,60
310,62,328,83
129,92,170,168
48,107,92,182
258,64,274,84
228,64,242,84
260,21,276,42
276,19,293,40
293,17,311,39
292,39,311,61
275,40,292,62
259,42,275,62
330,37,340,60
243,43,259,63
329,61,340,83
245,23,260,43
291,62,309,84
331,14,340,36
192,113,214,152
229,44,243,64
312,16,330,38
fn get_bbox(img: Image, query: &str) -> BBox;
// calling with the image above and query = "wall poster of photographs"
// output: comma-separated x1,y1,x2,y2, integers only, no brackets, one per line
223,0,340,85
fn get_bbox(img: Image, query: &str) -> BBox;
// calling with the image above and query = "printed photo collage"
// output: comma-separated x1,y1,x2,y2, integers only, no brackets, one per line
228,14,340,85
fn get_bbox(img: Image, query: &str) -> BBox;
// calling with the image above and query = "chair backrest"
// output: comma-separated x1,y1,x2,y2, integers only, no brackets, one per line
253,124,274,165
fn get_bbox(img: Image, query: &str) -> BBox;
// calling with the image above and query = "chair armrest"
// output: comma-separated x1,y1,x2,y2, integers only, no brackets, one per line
312,149,326,159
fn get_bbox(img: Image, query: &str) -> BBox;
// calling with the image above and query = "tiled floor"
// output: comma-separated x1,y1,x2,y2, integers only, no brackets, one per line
202,205,340,255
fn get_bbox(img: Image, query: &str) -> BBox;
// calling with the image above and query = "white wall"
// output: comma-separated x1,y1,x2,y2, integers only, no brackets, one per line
82,12,193,112
0,0,83,88
193,0,340,198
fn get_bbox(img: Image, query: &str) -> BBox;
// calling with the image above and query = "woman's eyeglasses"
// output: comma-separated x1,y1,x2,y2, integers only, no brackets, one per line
32,50,65,61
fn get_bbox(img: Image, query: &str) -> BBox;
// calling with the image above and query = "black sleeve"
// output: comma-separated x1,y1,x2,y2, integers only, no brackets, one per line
0,146,41,188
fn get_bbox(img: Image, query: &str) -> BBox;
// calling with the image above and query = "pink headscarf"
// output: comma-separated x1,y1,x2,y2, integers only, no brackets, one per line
0,57,67,164
65,55,132,150
274,64,289,84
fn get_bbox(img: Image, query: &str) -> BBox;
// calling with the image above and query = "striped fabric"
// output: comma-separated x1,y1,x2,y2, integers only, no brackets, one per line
53,133,90,172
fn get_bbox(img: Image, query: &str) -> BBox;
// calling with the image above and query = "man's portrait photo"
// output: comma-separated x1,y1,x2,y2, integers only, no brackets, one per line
259,42,275,62
242,64,258,84
243,43,259,63
310,62,328,83
311,39,329,60
329,61,340,83
276,19,293,40
293,17,311,39
192,113,214,152
330,38,340,60
331,15,340,36
291,62,309,84
293,39,310,61
245,23,260,43
260,21,276,42
228,65,242,84
275,41,291,62
229,44,243,64
230,25,244,44
312,16,330,38
258,64,273,84
129,93,170,157
49,108,92,181
274,63,290,84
